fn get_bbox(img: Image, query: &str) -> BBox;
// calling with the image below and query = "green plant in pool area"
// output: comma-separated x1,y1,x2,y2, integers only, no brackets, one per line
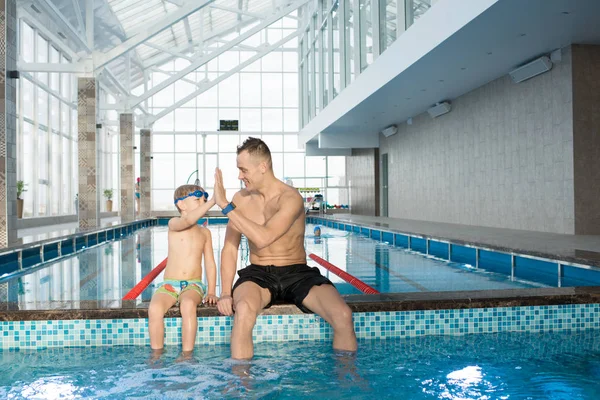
103,189,114,200
17,180,27,199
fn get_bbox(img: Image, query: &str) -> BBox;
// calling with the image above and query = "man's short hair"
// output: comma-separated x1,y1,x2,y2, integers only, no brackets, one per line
237,137,272,168
173,184,204,213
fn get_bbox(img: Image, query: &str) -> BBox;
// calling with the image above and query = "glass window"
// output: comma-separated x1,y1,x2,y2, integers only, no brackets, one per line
218,134,241,152
218,51,240,71
21,22,35,63
174,108,196,131
174,80,196,103
240,73,261,107
284,153,305,186
283,73,298,108
153,111,174,131
22,122,35,217
153,134,174,152
283,109,299,132
261,52,283,72
327,156,346,186
241,109,261,131
152,154,175,189
153,189,175,211
270,152,284,179
262,109,282,132
262,73,283,107
218,74,240,107
197,108,218,131
305,156,326,186
22,79,34,119
261,135,283,152
284,134,303,152
282,52,298,72
197,85,218,107
51,133,61,215
175,134,196,153
205,135,218,152
218,153,239,188
174,153,197,185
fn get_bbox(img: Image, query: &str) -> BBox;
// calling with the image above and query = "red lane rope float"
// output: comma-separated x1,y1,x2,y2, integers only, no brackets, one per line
122,257,168,300
309,254,379,295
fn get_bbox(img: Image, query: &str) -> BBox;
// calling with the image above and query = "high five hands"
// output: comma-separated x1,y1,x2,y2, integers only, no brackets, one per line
214,168,229,210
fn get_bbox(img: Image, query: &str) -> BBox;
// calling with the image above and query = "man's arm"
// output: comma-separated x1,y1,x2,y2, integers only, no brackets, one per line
217,219,242,316
220,220,242,297
202,228,217,302
226,192,303,249
168,197,216,232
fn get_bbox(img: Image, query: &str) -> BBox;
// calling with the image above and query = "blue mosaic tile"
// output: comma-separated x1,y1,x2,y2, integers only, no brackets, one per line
1,304,599,350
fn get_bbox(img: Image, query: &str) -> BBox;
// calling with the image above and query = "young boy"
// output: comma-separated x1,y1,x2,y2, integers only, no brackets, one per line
148,184,218,354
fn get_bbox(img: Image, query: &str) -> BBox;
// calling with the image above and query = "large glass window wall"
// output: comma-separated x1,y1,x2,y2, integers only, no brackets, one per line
299,0,436,128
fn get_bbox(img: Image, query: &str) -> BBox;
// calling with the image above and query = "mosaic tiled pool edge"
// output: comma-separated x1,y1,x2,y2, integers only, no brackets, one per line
1,304,599,350
307,217,600,287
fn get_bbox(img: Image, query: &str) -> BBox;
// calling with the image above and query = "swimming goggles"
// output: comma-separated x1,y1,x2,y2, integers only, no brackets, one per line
174,190,209,204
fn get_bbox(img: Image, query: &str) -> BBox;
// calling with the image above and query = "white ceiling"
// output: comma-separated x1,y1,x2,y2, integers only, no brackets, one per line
312,0,600,143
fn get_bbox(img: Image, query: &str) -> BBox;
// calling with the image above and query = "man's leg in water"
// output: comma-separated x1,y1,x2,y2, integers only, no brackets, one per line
231,282,271,359
302,285,357,352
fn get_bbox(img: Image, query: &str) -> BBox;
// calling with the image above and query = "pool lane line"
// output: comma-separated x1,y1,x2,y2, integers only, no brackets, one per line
122,257,168,300
309,253,380,294
347,249,429,292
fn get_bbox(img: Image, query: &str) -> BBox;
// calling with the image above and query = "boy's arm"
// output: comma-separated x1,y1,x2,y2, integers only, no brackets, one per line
203,228,217,294
168,197,216,232
202,228,218,304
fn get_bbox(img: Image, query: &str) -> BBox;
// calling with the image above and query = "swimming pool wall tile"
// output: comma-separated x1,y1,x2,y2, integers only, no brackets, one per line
2,304,599,350
479,249,512,275
394,234,409,248
514,256,558,287
410,237,427,253
429,240,449,260
370,230,382,241
382,232,394,244
450,244,477,266
562,266,600,287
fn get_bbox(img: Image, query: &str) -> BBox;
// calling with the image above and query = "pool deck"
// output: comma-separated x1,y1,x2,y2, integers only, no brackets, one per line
319,214,600,267
1,286,600,321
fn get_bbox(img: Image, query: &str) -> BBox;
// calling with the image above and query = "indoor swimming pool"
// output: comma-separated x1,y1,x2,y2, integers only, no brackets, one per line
1,329,599,399
0,221,567,307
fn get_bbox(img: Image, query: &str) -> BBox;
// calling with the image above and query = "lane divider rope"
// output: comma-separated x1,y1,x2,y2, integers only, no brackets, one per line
309,253,379,294
122,257,168,300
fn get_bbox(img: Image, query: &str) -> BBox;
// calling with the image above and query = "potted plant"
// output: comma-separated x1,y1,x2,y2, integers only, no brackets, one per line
16,180,27,219
103,189,114,212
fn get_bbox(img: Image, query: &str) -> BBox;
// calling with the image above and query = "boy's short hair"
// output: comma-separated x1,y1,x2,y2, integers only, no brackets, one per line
237,137,272,168
174,184,204,213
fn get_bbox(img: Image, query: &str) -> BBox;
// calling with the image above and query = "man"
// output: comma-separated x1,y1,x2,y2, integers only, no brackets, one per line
214,137,357,360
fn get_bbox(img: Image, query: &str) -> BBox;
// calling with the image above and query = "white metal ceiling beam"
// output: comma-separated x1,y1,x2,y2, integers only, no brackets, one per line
71,0,85,33
149,30,298,124
144,42,194,62
86,0,94,48
209,4,264,19
94,0,215,70
17,61,86,73
129,0,308,109
33,0,91,53
150,67,202,87
164,0,185,6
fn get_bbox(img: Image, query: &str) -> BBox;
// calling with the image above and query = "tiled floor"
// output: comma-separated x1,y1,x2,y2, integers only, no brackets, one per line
322,214,600,266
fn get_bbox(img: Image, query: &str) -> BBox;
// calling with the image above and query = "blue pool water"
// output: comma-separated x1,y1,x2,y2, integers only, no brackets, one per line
1,223,559,306
1,330,599,399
